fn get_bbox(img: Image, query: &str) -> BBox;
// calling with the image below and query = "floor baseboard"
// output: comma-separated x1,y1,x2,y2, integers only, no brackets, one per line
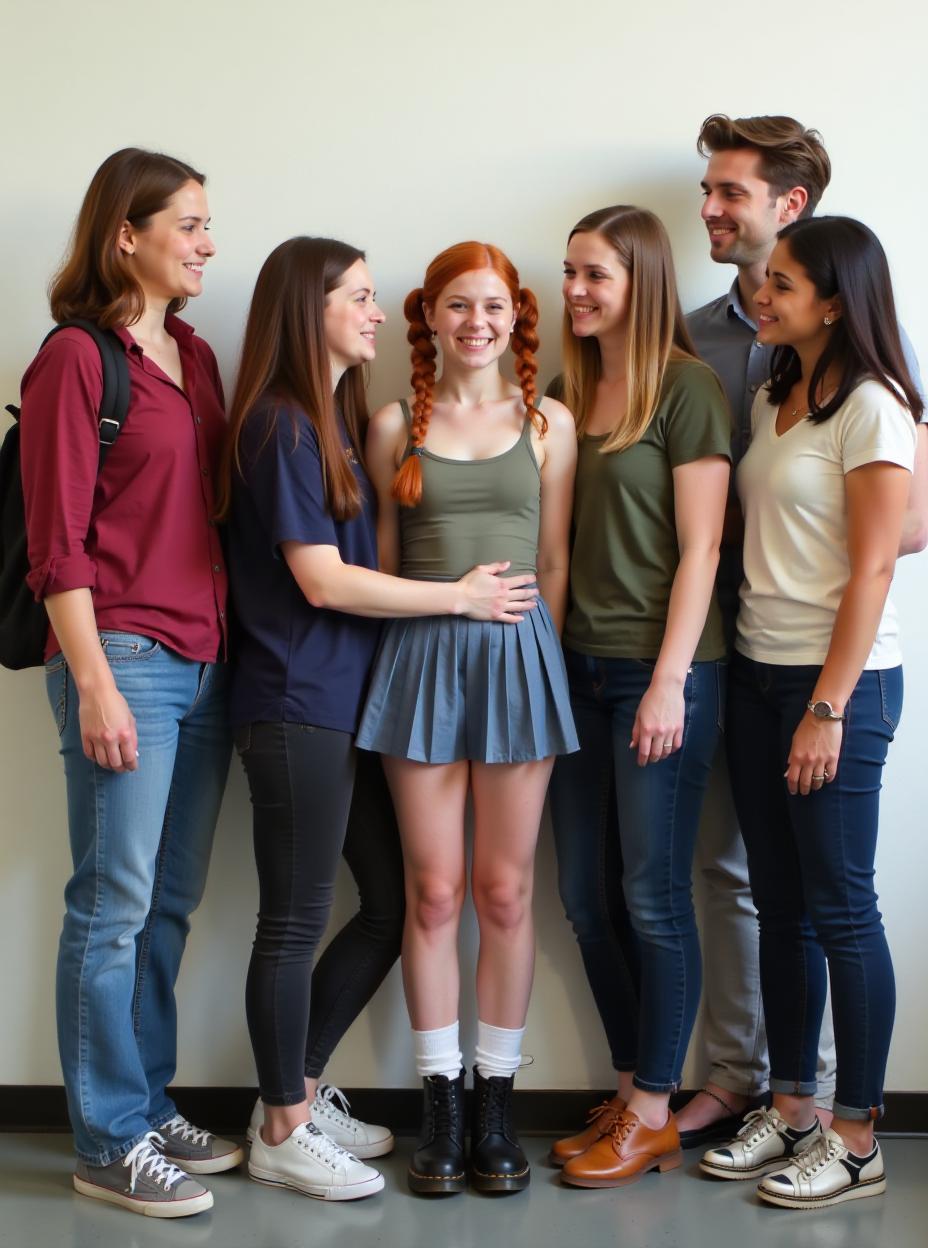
2,1086,925,1136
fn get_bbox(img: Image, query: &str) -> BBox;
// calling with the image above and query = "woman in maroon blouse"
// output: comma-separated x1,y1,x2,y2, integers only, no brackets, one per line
19,149,240,1219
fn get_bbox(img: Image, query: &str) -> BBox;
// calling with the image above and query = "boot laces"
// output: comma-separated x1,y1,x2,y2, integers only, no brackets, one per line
607,1113,635,1150
429,1078,459,1136
481,1078,509,1133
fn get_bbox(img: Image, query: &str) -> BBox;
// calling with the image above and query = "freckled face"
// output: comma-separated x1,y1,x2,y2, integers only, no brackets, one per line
425,269,516,370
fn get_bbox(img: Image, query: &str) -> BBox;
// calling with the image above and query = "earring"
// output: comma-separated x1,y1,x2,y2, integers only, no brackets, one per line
824,316,833,326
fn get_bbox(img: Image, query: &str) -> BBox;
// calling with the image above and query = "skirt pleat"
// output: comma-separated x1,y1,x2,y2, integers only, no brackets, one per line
356,599,578,764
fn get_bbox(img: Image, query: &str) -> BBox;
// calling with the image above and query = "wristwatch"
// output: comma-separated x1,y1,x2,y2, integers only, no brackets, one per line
807,699,844,722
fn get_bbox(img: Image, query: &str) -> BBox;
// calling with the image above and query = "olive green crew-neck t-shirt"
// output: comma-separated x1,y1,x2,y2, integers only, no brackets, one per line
552,359,732,662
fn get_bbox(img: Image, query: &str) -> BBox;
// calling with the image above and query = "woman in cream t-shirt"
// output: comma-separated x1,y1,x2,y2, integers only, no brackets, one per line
707,216,921,1212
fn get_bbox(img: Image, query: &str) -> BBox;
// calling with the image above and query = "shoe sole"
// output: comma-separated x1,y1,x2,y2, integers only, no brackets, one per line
699,1156,792,1181
470,1166,531,1193
73,1175,214,1218
162,1145,244,1174
407,1168,466,1195
561,1150,682,1188
247,1126,394,1159
757,1176,886,1210
248,1163,384,1201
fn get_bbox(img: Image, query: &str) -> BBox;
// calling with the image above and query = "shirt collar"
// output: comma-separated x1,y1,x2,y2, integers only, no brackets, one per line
113,313,195,354
725,278,758,332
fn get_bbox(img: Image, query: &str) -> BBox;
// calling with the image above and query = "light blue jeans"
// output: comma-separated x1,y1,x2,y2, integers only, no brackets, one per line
46,633,231,1165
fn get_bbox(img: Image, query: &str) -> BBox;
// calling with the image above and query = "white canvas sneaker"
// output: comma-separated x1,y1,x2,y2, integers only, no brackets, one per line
700,1107,822,1180
248,1121,385,1201
757,1128,886,1210
247,1085,394,1158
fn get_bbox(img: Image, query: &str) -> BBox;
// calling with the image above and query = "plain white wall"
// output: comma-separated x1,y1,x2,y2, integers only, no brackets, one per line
2,0,926,1093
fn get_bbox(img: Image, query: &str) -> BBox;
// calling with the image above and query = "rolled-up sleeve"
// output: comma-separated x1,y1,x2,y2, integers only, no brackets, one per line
20,333,104,599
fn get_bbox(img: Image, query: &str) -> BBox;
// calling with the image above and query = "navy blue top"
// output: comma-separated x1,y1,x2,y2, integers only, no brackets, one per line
228,401,381,732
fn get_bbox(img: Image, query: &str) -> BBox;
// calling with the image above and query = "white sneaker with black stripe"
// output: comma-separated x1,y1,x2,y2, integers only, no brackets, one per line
757,1128,885,1209
700,1107,822,1180
247,1086,394,1159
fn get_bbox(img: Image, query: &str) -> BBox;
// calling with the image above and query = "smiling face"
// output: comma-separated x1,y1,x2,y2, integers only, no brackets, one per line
119,179,215,305
424,269,515,370
562,230,631,341
323,258,384,372
754,238,840,351
700,148,803,269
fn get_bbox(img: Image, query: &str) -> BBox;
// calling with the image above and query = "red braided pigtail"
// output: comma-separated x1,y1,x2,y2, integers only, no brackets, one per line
392,287,437,507
511,287,546,436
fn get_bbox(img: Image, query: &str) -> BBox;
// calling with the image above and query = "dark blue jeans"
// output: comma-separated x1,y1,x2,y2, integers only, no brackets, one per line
726,654,901,1121
549,650,724,1092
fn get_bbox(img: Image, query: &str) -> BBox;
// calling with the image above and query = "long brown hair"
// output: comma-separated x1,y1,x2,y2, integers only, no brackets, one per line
393,241,546,507
49,147,206,328
562,206,698,453
216,236,369,522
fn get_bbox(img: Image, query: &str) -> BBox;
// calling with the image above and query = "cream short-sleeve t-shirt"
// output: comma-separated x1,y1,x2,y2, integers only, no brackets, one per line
735,378,917,669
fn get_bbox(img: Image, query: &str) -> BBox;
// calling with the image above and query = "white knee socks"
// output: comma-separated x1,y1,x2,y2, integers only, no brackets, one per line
474,1021,524,1079
413,1022,463,1080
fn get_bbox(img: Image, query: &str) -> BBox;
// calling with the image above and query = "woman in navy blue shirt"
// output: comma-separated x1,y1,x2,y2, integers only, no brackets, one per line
218,236,536,1202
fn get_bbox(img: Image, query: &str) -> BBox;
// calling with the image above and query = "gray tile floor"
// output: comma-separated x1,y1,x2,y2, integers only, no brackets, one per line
1,1133,925,1248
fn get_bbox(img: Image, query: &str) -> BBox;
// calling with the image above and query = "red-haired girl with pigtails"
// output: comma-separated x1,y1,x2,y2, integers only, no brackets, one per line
357,242,578,1195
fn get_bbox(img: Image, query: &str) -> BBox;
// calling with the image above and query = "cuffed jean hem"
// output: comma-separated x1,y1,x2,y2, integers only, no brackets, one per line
710,1070,770,1099
832,1100,883,1122
770,1077,818,1097
259,1090,309,1108
633,1076,680,1094
76,1127,157,1169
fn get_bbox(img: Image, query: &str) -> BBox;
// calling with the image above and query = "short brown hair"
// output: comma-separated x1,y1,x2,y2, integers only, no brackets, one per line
49,147,206,328
697,114,831,218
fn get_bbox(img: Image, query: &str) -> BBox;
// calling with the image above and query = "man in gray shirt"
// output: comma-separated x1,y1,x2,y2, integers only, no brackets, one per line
681,113,925,1154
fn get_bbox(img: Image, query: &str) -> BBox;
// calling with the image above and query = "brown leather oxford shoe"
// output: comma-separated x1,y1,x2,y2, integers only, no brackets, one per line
560,1109,683,1188
548,1095,627,1166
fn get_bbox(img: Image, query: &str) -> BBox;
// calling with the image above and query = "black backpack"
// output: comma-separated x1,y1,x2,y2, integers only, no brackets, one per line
0,321,130,670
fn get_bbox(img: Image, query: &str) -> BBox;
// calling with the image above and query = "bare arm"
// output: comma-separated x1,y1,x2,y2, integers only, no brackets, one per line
43,589,138,772
899,423,928,556
631,455,730,765
534,399,577,635
280,402,538,622
785,460,910,795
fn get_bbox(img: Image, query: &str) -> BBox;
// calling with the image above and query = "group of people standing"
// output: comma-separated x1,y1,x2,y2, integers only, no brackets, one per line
16,113,924,1221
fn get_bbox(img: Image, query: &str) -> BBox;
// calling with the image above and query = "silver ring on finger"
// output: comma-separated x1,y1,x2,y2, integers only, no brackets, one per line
811,773,825,781
662,742,673,752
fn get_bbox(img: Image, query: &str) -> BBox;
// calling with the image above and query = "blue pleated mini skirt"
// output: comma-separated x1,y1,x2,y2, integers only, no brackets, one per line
356,598,578,764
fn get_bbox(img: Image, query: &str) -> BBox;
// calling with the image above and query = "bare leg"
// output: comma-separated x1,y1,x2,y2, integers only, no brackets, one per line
470,759,554,1027
264,1101,310,1146
383,757,470,1029
830,1115,872,1154
626,1089,671,1131
772,1091,817,1131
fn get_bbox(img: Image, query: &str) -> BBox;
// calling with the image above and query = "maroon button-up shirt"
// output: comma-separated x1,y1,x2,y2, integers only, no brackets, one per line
20,315,228,662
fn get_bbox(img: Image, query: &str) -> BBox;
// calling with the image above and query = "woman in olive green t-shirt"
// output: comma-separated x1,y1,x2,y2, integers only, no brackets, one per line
547,206,732,1189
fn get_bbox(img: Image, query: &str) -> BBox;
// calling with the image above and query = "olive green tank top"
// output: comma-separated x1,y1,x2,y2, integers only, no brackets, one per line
398,399,541,580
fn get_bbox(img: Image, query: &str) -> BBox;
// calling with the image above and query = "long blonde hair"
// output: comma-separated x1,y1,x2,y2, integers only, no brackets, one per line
562,205,698,453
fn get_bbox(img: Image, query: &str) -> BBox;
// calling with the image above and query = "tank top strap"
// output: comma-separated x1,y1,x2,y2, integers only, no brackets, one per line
399,397,413,430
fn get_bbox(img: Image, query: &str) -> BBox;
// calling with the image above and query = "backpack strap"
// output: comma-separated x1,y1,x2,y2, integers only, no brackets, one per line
38,321,131,471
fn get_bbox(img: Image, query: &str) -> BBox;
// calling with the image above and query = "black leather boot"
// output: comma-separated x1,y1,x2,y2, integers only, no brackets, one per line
470,1069,530,1192
408,1069,466,1194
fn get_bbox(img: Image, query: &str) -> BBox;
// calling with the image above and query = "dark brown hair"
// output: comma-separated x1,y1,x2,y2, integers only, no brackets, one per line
394,241,545,507
697,114,831,218
49,147,206,327
216,236,369,522
767,216,923,424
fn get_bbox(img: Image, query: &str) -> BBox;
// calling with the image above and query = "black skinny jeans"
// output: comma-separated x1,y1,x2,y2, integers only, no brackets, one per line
235,721,405,1105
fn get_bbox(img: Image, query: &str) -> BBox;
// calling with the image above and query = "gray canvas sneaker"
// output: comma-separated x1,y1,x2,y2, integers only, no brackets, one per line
159,1114,244,1173
73,1131,214,1218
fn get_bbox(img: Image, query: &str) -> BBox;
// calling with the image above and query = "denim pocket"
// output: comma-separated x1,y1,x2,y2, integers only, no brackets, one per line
99,632,162,662
44,662,68,736
877,667,903,734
